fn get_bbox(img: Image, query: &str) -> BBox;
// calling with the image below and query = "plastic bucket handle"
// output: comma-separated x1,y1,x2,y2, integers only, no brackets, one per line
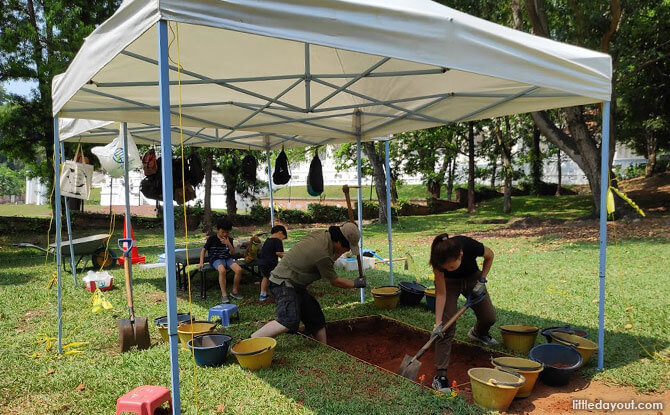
490,368,526,387
549,332,580,347
232,345,271,356
231,339,273,356
491,357,544,372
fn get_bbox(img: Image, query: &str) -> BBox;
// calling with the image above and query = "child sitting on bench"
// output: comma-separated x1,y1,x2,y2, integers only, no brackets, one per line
197,219,243,304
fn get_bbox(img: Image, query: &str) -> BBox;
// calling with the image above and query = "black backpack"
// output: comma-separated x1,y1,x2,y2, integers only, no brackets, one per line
307,153,324,196
241,154,258,183
140,157,163,201
272,147,291,185
185,153,204,187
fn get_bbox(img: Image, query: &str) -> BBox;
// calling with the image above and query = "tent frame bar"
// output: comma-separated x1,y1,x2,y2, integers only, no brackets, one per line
90,68,447,88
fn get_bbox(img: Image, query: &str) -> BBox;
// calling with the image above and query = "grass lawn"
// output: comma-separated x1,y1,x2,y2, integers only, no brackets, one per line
0,195,667,414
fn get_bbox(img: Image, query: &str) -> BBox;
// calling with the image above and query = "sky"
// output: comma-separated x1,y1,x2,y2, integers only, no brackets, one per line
2,79,37,97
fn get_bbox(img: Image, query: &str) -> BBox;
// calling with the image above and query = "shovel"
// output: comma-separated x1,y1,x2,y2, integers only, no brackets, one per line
397,291,487,380
342,185,365,280
117,238,150,353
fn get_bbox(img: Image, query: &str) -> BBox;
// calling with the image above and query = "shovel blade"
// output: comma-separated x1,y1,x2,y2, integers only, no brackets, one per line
397,354,422,380
118,317,151,353
118,318,136,353
133,317,151,351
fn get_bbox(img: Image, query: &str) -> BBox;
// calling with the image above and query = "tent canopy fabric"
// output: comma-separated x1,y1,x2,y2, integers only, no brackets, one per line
53,0,611,150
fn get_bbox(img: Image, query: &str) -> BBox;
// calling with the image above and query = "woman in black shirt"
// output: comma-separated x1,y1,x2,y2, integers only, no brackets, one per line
429,233,497,393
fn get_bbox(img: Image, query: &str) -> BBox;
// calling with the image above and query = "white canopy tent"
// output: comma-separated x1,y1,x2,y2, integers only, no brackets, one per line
52,1,612,412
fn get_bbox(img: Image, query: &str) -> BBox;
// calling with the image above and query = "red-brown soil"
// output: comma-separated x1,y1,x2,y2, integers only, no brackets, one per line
325,316,669,414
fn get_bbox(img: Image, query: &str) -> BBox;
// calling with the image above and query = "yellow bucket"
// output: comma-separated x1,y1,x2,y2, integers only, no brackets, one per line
231,337,277,370
468,367,526,411
177,321,217,349
500,325,539,354
550,331,598,367
491,356,543,398
154,313,193,344
371,286,400,310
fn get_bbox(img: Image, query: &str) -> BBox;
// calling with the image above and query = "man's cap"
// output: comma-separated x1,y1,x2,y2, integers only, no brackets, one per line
340,222,360,256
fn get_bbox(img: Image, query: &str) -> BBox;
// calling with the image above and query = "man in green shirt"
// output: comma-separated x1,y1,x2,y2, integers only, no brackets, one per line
251,223,366,344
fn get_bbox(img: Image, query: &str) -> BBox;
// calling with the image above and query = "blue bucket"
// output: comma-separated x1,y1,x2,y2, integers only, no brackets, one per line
187,334,233,367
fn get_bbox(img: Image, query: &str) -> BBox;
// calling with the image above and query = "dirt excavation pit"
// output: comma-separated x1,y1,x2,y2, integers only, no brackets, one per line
325,315,504,395
324,316,670,415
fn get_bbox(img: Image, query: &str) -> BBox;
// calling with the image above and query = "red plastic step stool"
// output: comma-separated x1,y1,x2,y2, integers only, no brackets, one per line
117,215,146,265
116,385,172,415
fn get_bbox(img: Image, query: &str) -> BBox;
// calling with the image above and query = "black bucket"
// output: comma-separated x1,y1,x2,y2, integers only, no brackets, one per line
398,281,426,306
529,343,582,386
541,326,588,343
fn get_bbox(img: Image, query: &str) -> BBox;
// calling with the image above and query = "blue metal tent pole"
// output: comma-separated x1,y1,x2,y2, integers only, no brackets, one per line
597,101,610,371
60,142,78,286
122,122,133,282
53,116,63,354
157,20,181,414
266,137,275,226
354,111,364,303
356,137,364,303
385,139,393,285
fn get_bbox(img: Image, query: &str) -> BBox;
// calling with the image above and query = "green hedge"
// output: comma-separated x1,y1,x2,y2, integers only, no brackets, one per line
307,204,348,223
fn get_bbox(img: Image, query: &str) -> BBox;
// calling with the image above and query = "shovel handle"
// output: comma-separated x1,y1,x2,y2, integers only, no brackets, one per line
122,250,136,321
118,238,134,257
342,185,356,222
413,304,470,361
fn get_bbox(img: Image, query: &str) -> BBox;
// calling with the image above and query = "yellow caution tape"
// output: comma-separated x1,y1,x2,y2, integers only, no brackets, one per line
606,189,615,215
610,187,645,217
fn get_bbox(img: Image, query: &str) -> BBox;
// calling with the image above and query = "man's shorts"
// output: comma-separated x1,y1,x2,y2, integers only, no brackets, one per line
268,281,326,334
211,258,235,269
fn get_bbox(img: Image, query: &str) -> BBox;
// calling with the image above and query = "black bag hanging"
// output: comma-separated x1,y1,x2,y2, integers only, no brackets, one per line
307,151,324,196
185,153,204,187
272,146,291,185
241,153,258,183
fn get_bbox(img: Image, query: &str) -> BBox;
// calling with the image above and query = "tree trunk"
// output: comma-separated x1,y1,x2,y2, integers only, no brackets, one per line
390,174,399,203
362,142,389,223
645,134,658,177
223,170,237,215
203,150,213,231
490,159,497,189
468,121,476,213
523,0,620,216
556,148,562,196
530,108,603,214
447,157,456,200
531,127,543,195
427,181,441,199
495,118,513,214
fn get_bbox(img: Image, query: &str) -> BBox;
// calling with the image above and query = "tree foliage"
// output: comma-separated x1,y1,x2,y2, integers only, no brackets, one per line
0,0,121,197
